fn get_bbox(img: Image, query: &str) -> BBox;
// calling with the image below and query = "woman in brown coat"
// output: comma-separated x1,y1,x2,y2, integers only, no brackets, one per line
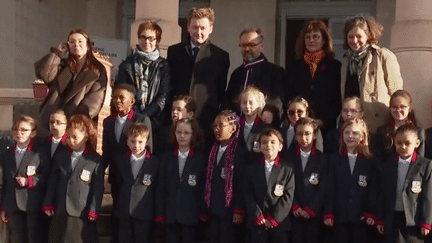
35,29,108,136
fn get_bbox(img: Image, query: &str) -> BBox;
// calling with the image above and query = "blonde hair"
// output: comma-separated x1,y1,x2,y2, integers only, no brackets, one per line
339,118,372,158
187,7,215,25
12,115,37,132
237,86,266,114
127,122,150,140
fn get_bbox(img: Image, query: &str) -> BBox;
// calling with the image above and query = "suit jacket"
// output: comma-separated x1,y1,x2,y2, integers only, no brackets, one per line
377,153,432,234
289,147,328,218
244,156,295,229
167,41,229,146
324,127,341,156
286,57,341,131
38,134,68,162
43,146,104,219
112,150,161,221
324,152,378,224
238,117,268,155
160,149,206,225
224,54,285,114
35,49,108,136
425,127,432,160
1,141,50,213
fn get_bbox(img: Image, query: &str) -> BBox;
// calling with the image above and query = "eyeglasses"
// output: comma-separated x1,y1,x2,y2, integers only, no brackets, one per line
49,121,67,126
239,42,262,48
288,109,305,116
305,34,321,41
139,35,157,42
13,128,32,133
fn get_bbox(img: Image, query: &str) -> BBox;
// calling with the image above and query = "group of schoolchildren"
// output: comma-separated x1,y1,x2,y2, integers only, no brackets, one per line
2,81,432,243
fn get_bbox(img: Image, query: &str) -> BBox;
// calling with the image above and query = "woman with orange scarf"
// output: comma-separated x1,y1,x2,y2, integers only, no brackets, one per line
286,20,341,135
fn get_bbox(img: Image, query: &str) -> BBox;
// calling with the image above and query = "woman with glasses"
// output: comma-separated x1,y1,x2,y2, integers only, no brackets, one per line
286,20,342,136
116,21,171,123
35,29,110,137
341,15,403,133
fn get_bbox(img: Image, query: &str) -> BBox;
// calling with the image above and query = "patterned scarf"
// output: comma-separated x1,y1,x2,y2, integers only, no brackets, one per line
303,49,325,78
346,44,370,76
134,46,160,109
205,115,240,208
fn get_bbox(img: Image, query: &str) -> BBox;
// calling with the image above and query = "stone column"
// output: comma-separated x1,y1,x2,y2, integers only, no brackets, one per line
210,0,278,75
391,0,432,128
131,0,182,57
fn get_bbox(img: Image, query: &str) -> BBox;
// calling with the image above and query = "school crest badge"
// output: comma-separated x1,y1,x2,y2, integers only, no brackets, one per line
26,166,36,176
358,175,367,187
274,184,284,197
188,174,197,186
253,141,260,153
80,169,91,182
309,173,319,185
143,174,152,186
411,181,422,193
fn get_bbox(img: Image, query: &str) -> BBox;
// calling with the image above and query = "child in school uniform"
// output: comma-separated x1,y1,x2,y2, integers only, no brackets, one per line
244,128,295,243
376,124,432,243
39,109,68,159
237,86,268,156
374,90,425,162
160,118,206,243
0,116,50,243
203,110,246,243
43,114,104,243
154,95,196,156
281,96,323,155
324,118,378,243
290,117,328,243
112,122,162,243
324,96,364,155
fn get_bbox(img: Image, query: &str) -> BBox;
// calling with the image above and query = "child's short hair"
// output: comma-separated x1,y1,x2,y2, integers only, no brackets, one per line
339,118,372,158
113,83,136,98
343,96,364,112
237,86,266,114
172,118,204,149
51,109,67,119
395,124,419,138
187,7,215,25
173,95,196,114
295,117,319,135
258,128,284,144
127,122,150,140
12,115,37,132
67,114,97,151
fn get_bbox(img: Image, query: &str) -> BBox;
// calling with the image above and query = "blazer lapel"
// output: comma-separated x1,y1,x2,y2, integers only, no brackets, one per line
404,162,421,191
268,164,282,194
17,150,33,175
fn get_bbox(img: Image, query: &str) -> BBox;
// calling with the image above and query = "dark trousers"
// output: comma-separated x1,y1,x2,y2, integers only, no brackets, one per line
117,218,152,243
335,222,367,243
292,216,320,243
385,211,424,243
8,211,45,243
249,224,288,243
167,222,196,243
48,215,98,243
210,215,237,243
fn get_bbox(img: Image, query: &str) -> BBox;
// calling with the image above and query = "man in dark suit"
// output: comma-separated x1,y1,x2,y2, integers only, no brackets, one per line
167,7,229,148
224,28,285,115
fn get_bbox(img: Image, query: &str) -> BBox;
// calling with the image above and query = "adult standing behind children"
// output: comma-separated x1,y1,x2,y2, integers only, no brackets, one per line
341,15,403,133
35,29,109,137
224,28,285,115
116,21,171,122
167,7,230,148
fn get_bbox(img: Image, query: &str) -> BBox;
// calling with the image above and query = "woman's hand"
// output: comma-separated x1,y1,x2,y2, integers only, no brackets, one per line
57,41,68,56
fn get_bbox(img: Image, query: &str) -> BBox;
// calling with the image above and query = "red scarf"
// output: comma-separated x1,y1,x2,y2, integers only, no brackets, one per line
303,49,325,78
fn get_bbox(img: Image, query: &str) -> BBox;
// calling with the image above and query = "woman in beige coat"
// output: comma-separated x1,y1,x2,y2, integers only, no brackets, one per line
341,16,403,133
34,29,108,136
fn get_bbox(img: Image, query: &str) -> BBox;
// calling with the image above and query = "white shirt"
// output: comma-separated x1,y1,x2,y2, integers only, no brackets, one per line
115,114,128,142
300,149,311,172
15,146,27,169
51,137,61,157
71,150,84,171
347,152,358,175
265,160,275,183
131,152,146,179
216,145,228,165
178,150,189,177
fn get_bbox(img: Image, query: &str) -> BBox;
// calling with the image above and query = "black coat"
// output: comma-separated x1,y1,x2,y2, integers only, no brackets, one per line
244,156,295,229
116,54,171,120
224,55,285,114
167,41,229,146
1,141,50,213
160,149,206,225
377,153,432,242
425,127,432,160
286,57,341,131
324,152,378,224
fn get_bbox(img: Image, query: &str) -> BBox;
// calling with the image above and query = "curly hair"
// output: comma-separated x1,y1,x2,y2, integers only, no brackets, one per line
343,15,383,50
295,20,335,58
67,114,97,152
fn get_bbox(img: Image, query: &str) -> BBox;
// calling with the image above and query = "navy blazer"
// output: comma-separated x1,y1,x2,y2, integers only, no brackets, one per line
244,156,295,229
1,141,50,213
112,150,161,221
43,146,104,219
324,152,378,224
238,116,268,155
38,134,68,162
377,153,432,233
289,147,328,217
160,149,206,225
